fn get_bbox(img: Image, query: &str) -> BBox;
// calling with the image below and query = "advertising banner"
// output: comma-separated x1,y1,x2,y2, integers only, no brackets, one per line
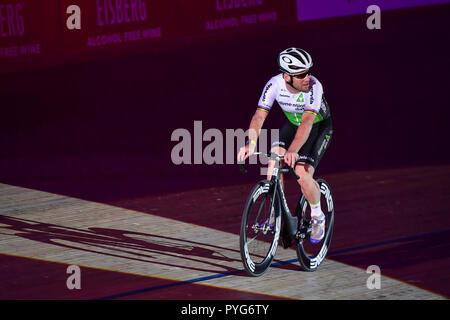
0,0,47,60
179,0,296,34
0,0,297,69
59,0,166,54
59,0,297,53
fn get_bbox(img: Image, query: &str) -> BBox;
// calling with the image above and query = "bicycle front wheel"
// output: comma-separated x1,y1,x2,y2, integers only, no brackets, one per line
296,178,334,272
240,180,281,277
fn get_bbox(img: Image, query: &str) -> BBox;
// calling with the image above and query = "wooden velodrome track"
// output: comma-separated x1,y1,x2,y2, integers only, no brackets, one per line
0,165,449,300
1,4,449,301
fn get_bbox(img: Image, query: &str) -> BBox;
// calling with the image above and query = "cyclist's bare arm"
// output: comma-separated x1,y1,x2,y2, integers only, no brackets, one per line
248,109,268,142
237,109,268,162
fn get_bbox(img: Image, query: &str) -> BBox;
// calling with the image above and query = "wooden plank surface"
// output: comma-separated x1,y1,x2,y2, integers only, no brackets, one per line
0,181,446,300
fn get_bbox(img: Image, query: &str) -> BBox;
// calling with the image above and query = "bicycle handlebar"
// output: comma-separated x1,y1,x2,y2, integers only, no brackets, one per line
238,152,300,180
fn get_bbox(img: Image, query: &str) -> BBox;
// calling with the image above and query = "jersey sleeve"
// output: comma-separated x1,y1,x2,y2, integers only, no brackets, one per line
303,79,323,116
257,78,278,113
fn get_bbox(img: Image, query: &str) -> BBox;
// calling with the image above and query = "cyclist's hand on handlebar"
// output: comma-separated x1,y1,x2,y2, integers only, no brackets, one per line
284,151,299,167
237,144,256,162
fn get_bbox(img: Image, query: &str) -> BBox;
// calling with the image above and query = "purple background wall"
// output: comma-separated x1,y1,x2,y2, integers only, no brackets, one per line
0,4,449,201
297,0,450,21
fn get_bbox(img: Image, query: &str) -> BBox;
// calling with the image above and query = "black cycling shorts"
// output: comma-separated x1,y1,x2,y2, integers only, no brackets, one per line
271,117,333,169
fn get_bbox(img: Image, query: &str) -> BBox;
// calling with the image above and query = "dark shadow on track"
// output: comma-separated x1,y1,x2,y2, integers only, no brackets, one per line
0,215,245,276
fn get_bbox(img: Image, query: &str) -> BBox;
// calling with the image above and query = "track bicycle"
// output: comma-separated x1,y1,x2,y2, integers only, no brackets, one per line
238,152,334,276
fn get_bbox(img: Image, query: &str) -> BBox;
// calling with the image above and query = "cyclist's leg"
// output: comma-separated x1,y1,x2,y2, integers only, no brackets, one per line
267,121,296,182
295,118,333,242
294,163,320,205
266,146,286,181
295,162,325,242
294,117,333,204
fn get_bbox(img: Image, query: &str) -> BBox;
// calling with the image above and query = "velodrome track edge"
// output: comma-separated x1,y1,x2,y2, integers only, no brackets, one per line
0,166,449,300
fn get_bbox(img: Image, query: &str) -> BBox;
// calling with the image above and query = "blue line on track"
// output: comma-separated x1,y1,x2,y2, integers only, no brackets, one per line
97,228,450,300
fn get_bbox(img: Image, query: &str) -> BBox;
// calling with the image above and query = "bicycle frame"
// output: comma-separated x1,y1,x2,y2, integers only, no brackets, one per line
269,155,302,241
239,152,311,241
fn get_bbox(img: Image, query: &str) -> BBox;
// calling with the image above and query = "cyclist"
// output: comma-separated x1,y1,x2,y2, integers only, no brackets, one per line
237,47,333,243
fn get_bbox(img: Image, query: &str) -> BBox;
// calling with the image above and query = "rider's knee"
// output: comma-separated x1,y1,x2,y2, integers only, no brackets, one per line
295,163,314,183
267,146,286,168
270,146,286,155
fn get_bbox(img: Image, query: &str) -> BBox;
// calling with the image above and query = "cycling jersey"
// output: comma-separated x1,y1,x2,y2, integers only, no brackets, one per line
257,74,331,126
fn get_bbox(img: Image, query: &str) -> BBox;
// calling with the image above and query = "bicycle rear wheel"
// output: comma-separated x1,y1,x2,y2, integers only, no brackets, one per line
296,178,334,272
240,180,281,277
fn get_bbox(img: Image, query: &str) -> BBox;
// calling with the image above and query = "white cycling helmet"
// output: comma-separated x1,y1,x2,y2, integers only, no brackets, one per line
278,47,313,75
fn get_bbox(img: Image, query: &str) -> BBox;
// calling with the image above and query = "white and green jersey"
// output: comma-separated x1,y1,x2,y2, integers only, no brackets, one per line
257,74,331,126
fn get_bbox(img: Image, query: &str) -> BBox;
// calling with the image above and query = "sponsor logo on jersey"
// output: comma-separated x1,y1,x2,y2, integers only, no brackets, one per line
279,101,304,109
298,155,314,163
262,83,272,102
320,100,327,112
